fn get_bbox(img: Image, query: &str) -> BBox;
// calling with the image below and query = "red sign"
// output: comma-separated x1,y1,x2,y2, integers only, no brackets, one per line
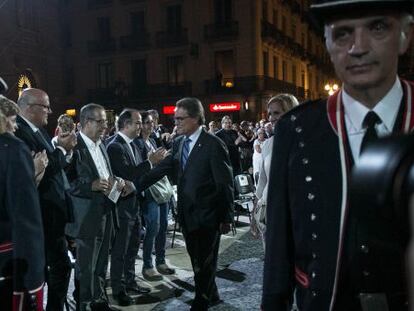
163,105,176,115
209,102,240,112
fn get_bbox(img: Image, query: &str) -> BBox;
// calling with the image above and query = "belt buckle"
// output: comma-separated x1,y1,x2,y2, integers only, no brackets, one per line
359,293,389,311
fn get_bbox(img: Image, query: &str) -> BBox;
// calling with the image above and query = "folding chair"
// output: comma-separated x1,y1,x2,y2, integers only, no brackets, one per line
234,174,255,224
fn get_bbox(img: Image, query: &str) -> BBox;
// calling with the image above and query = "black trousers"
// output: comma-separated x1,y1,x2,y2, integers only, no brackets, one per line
110,212,141,294
184,228,221,311
43,211,71,311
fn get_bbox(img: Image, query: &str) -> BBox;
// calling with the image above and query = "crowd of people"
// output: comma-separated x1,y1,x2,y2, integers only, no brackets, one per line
1,0,414,310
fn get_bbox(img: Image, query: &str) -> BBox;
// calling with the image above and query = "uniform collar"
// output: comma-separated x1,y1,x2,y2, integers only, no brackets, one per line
342,77,402,134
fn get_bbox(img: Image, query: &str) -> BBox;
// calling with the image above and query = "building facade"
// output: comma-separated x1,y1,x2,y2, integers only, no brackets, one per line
5,0,412,126
60,0,334,125
0,0,64,114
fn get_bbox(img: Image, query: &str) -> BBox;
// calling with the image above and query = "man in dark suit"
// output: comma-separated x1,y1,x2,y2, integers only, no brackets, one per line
140,97,234,310
66,103,132,311
0,121,45,311
262,1,414,310
106,109,165,306
15,88,77,311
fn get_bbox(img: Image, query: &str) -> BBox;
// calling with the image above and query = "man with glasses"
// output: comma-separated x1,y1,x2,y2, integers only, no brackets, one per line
15,88,77,311
140,97,234,310
66,103,136,311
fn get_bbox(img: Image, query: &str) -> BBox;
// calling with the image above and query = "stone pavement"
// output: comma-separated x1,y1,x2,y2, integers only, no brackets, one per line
51,215,264,310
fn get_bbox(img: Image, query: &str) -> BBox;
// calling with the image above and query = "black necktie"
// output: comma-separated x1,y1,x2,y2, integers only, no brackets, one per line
130,142,139,165
360,111,381,155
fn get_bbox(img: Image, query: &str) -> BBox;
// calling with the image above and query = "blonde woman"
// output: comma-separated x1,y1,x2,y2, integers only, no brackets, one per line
252,94,299,247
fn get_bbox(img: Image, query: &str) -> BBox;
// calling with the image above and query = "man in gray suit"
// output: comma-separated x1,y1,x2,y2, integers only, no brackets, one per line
140,97,234,310
106,109,166,306
67,103,133,311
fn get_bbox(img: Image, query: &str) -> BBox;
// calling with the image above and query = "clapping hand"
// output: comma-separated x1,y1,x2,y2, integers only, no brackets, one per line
148,147,168,165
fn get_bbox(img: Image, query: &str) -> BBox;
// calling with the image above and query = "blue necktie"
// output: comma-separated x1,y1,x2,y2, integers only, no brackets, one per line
181,137,191,170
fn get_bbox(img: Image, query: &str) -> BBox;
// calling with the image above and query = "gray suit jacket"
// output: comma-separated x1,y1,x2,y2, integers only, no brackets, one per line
65,134,115,238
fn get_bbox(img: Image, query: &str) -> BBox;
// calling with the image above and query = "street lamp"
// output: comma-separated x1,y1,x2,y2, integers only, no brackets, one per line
324,82,339,96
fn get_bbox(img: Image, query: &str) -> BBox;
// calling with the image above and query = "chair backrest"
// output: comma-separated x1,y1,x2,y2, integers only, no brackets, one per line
234,174,254,195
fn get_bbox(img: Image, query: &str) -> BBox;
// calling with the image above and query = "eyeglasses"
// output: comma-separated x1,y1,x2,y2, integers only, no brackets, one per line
29,103,52,112
88,118,108,125
174,116,191,122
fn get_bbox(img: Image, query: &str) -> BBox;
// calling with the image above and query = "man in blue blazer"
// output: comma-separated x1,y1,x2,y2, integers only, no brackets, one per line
140,97,234,310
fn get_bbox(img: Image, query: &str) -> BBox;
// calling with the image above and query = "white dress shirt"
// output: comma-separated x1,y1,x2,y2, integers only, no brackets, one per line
80,131,110,179
186,126,203,155
343,77,402,164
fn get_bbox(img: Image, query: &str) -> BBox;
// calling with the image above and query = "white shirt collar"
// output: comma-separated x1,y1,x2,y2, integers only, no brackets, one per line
342,77,402,134
118,131,134,144
187,126,203,143
20,115,39,133
80,131,101,148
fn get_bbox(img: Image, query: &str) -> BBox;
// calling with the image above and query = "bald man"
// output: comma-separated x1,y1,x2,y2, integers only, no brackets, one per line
15,88,77,311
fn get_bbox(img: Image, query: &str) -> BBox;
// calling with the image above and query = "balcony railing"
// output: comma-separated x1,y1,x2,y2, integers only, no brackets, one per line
120,32,150,51
87,38,116,56
204,21,239,42
129,82,192,99
261,20,288,46
87,0,113,9
89,82,192,103
156,29,188,48
205,75,308,100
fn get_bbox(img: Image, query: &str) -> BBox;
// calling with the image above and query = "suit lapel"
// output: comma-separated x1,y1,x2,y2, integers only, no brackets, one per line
118,134,136,165
99,142,113,176
77,135,100,179
36,129,54,153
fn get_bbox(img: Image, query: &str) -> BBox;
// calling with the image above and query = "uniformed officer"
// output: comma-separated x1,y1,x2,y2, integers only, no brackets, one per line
262,0,414,310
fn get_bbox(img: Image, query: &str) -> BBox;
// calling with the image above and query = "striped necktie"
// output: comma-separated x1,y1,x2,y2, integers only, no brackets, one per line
181,137,191,170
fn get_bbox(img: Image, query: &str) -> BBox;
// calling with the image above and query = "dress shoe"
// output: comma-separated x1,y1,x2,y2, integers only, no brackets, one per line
209,297,223,307
142,268,163,281
156,263,176,275
90,301,121,311
126,282,151,294
112,291,135,306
